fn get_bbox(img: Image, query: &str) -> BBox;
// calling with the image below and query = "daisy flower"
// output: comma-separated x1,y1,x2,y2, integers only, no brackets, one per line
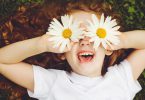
46,15,84,52
86,14,121,50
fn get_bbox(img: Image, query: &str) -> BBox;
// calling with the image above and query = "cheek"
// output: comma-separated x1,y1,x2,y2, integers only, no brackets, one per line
65,45,78,65
65,52,75,69
97,47,105,55
94,47,106,63
65,52,71,61
65,51,76,62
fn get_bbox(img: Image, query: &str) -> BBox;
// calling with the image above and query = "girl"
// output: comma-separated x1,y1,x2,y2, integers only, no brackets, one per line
0,0,145,100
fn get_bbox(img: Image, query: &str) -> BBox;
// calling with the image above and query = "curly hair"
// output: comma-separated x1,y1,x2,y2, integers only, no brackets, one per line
0,0,133,75
0,0,135,99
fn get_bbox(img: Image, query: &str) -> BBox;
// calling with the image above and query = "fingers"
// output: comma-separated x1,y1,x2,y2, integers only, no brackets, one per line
63,41,76,52
106,45,112,50
106,43,121,51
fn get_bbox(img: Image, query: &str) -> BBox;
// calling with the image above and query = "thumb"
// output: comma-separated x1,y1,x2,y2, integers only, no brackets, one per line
64,41,76,52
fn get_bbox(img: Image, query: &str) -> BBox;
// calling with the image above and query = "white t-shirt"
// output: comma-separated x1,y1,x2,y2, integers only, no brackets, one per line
27,60,142,100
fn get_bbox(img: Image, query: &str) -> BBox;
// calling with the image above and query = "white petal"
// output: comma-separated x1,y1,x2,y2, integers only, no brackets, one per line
72,30,82,37
85,32,96,37
87,20,97,31
53,39,64,48
101,39,107,49
104,16,111,24
71,38,79,42
48,36,61,41
53,18,63,29
72,20,80,28
108,31,121,36
69,15,73,27
92,14,99,25
107,36,120,45
93,39,101,50
49,23,63,32
90,36,99,42
104,39,113,49
99,13,105,27
61,15,69,28
111,26,120,31
47,30,60,36
66,39,71,50
59,40,68,52
70,27,84,40
109,19,117,28
71,35,79,42
87,20,93,27
103,17,111,28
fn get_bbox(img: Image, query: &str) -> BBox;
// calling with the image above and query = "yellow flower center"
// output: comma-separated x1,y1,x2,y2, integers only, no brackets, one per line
96,28,106,38
62,28,72,38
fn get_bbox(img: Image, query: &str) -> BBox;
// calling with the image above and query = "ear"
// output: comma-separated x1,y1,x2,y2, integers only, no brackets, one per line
105,50,113,56
59,54,66,60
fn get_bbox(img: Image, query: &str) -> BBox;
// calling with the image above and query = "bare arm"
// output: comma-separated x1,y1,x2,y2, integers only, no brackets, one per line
0,35,47,64
0,34,71,92
0,62,34,91
113,30,145,80
124,30,145,80
0,34,48,91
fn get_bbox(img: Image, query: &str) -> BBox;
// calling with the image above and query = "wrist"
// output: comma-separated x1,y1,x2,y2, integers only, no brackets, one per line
122,32,132,49
37,34,48,53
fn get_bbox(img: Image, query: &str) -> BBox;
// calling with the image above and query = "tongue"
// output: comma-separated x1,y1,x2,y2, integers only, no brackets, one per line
78,56,93,63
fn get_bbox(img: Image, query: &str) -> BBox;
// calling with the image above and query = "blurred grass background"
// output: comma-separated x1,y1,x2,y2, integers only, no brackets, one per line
0,0,145,100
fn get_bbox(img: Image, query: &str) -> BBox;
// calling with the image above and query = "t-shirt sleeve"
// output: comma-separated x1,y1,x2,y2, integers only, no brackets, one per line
108,60,142,98
27,65,59,99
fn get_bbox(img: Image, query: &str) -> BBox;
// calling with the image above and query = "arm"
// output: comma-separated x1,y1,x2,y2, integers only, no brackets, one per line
0,34,71,92
124,30,145,80
0,35,47,64
113,30,145,80
0,34,48,91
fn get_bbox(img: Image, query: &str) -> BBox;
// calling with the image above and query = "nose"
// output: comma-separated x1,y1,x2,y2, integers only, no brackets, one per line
79,37,91,46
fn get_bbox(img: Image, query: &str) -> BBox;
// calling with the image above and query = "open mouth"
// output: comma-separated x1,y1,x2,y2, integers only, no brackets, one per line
77,51,94,63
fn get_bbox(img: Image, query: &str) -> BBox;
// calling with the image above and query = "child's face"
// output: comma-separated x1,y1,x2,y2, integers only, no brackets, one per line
65,11,106,77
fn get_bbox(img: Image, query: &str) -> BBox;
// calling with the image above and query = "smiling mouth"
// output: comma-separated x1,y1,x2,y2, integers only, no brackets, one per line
77,51,94,63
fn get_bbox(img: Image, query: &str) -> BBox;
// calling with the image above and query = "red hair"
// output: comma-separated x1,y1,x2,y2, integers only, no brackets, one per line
0,1,134,99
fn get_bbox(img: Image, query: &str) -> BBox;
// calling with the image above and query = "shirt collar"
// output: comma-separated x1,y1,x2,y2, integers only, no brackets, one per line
67,72,102,87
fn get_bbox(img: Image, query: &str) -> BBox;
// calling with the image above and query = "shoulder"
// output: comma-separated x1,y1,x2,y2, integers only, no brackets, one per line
28,65,68,98
105,60,142,96
32,64,65,73
107,60,130,76
126,49,145,80
32,64,67,79
106,59,136,82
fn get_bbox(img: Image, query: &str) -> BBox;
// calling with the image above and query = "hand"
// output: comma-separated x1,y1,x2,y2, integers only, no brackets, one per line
39,34,74,53
106,33,126,51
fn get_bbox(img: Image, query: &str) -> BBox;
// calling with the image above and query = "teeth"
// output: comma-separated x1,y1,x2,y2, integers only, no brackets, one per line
79,52,93,56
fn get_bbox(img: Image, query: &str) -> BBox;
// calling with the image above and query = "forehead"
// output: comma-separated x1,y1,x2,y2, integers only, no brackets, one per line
71,11,93,23
70,11,100,29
